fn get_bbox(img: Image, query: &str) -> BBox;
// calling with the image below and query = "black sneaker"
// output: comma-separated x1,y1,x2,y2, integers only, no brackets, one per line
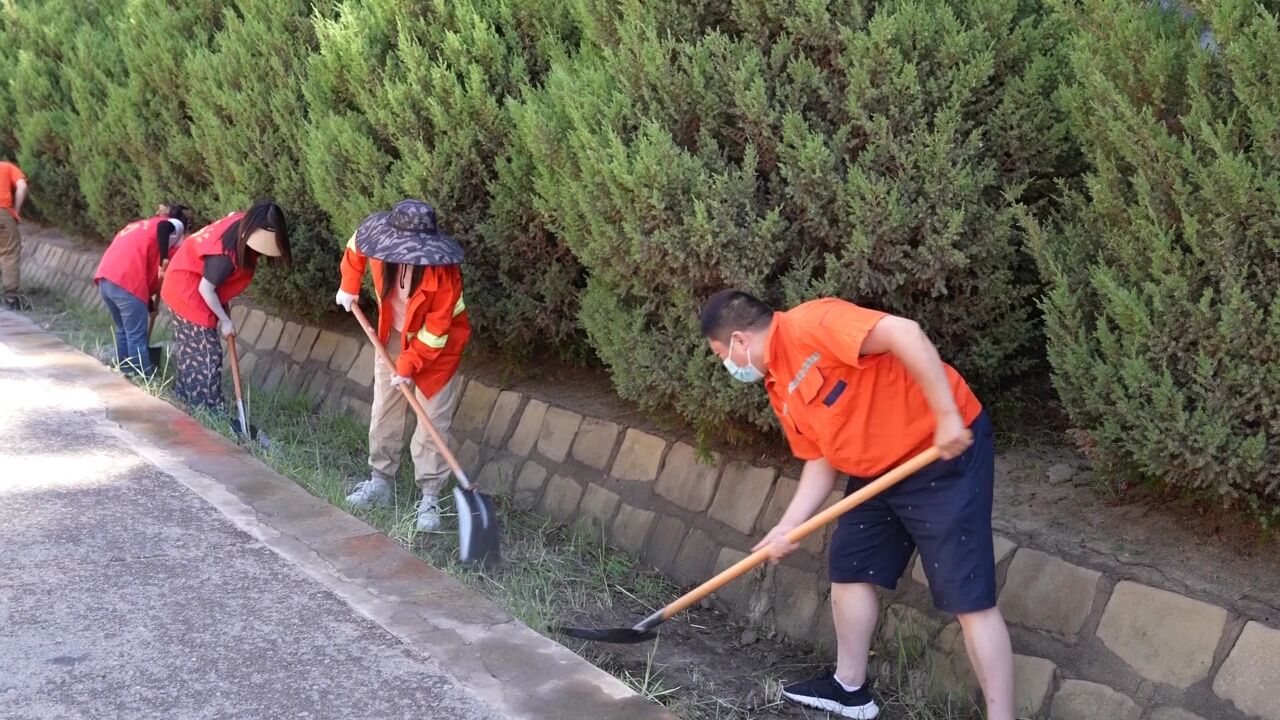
782,672,879,719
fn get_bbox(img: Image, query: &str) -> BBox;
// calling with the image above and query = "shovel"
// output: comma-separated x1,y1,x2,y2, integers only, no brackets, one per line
556,446,941,643
226,334,265,444
146,307,163,373
350,304,500,568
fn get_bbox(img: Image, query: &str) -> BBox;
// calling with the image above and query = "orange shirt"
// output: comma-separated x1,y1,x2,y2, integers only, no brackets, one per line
339,235,470,398
0,162,27,220
764,299,982,477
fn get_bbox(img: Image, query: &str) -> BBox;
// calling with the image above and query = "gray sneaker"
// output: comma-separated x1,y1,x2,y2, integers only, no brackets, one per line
2,294,31,311
415,497,444,533
345,477,393,508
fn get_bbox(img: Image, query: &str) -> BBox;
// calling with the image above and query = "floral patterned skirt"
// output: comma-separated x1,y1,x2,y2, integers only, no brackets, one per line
171,315,224,412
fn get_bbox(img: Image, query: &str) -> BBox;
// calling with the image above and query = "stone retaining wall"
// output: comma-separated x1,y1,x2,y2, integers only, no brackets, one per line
18,231,1280,720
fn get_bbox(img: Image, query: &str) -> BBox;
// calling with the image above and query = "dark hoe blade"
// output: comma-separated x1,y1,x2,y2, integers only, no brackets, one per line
554,626,657,644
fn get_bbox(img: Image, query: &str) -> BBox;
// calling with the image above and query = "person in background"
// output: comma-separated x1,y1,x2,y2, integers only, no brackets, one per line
160,200,290,411
0,159,29,310
94,203,196,377
334,199,470,533
699,290,1013,720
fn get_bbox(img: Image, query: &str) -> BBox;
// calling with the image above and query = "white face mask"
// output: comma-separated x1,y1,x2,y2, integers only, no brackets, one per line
723,335,763,383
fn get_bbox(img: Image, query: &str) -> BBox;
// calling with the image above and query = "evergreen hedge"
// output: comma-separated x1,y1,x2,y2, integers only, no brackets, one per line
3,2,97,232
1028,0,1280,511
514,0,1073,432
186,0,333,318
0,0,1274,511
0,0,1079,434
300,0,583,344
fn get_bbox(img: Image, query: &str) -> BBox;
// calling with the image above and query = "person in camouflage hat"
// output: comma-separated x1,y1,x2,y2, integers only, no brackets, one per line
334,199,471,533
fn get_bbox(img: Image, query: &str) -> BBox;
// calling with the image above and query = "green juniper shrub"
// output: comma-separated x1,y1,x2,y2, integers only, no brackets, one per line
1027,0,1280,513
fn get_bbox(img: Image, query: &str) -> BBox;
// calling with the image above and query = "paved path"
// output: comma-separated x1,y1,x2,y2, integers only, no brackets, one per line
0,311,671,720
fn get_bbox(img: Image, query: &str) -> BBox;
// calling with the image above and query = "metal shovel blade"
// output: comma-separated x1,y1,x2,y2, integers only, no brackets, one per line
454,485,500,568
229,416,260,440
229,417,270,448
554,626,657,644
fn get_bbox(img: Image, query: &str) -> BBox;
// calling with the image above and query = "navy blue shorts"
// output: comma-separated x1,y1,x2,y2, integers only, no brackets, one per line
828,411,996,614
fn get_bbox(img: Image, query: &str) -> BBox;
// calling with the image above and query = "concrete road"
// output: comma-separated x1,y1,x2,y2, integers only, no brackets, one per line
0,328,501,719
0,311,671,720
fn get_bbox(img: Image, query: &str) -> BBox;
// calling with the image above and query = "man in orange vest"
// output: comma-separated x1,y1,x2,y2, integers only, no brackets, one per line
700,290,1013,720
0,159,29,310
334,200,470,534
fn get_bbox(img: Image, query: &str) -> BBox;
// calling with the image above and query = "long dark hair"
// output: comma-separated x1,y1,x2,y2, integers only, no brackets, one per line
381,262,425,302
237,199,291,270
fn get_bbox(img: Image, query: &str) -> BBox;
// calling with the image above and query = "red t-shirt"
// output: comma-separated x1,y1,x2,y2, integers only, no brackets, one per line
764,299,983,477
160,213,253,328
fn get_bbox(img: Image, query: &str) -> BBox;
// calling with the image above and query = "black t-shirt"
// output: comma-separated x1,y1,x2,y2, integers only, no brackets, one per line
201,220,241,286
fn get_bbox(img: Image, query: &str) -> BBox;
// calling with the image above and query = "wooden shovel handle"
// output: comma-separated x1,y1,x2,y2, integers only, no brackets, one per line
658,446,941,621
227,333,251,435
227,334,245,404
350,304,474,491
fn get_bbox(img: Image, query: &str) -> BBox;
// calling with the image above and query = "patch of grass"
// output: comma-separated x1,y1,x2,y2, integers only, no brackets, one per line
870,613,986,720
31,291,117,360
24,288,683,636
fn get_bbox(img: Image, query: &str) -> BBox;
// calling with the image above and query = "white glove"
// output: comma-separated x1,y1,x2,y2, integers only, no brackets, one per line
389,374,413,388
335,289,358,312
219,318,236,338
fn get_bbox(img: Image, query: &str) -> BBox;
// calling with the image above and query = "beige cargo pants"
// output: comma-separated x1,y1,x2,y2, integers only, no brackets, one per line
368,341,462,499
0,213,20,300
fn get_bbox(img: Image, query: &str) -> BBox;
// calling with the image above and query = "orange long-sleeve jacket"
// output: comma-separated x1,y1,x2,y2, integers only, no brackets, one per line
339,235,470,398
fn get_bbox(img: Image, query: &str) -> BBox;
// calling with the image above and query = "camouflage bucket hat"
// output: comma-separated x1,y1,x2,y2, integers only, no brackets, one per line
354,199,464,266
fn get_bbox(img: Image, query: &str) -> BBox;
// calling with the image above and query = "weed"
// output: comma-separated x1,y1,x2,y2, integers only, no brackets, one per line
621,636,681,703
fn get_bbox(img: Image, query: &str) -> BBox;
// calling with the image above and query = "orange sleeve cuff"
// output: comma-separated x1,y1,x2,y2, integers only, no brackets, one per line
395,352,417,379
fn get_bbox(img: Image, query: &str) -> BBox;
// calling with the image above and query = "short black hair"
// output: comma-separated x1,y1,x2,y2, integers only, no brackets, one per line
699,289,773,342
165,202,195,230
